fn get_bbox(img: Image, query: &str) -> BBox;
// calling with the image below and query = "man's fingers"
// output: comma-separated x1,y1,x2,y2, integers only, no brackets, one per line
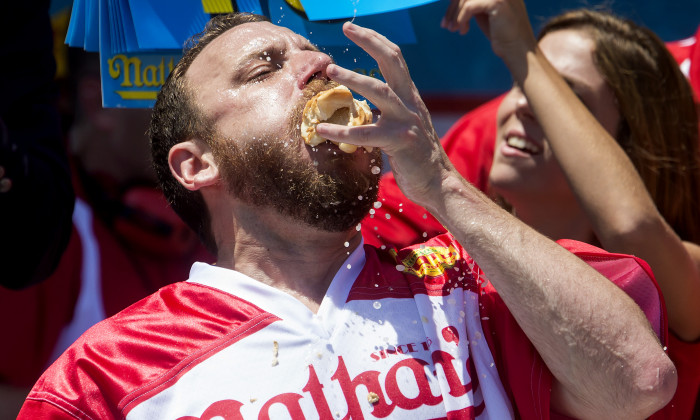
341,22,416,101
315,122,381,150
325,64,405,118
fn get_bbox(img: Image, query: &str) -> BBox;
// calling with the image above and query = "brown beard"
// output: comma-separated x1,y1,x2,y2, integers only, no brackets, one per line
212,78,382,232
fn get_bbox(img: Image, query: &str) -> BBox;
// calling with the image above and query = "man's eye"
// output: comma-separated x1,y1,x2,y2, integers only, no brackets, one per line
249,62,283,82
249,67,273,82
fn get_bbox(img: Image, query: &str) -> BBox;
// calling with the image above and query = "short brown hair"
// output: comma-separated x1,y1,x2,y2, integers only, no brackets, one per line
149,13,270,254
540,9,700,242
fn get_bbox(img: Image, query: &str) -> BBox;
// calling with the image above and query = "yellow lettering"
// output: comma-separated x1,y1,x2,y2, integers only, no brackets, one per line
108,55,143,87
142,64,161,87
115,91,159,100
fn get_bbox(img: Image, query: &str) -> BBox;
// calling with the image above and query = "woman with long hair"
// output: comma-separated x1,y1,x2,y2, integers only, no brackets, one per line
443,2,700,417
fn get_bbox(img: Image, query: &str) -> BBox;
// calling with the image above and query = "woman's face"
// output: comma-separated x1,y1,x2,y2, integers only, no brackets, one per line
489,29,621,203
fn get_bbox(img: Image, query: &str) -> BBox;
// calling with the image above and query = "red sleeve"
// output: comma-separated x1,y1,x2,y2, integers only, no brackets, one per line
18,399,79,420
665,25,700,100
688,25,700,99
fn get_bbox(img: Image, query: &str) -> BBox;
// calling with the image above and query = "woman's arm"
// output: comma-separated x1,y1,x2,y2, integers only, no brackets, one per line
447,0,700,342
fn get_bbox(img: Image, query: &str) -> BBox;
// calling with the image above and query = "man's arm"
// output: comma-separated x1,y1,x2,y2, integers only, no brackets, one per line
317,19,676,420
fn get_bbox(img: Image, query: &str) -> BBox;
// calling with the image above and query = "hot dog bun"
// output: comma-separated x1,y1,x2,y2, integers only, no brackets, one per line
301,85,372,153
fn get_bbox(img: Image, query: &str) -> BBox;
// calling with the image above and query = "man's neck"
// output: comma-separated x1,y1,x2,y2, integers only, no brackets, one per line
214,203,363,313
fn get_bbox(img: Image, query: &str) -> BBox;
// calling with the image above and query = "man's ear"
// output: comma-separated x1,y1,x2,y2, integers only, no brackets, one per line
168,140,220,191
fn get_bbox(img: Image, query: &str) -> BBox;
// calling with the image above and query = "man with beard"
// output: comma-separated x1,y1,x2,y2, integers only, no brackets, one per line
19,10,675,420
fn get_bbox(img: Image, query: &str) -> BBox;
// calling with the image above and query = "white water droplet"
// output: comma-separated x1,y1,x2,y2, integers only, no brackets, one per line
373,201,382,209
385,214,391,219
395,264,405,272
344,241,350,247
371,166,381,175
373,301,382,309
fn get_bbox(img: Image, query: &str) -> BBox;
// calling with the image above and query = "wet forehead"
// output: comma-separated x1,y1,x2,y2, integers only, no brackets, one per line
186,21,312,90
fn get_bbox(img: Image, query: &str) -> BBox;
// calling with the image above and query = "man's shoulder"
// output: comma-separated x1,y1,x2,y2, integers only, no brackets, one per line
105,279,275,327
24,280,280,418
72,280,280,372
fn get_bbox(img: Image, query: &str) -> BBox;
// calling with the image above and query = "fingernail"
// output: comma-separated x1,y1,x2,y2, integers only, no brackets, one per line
326,64,338,76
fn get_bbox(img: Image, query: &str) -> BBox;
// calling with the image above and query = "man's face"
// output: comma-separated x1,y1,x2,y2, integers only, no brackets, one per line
185,21,381,231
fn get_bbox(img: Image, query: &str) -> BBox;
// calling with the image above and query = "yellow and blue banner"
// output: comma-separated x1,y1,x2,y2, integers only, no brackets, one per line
65,0,429,108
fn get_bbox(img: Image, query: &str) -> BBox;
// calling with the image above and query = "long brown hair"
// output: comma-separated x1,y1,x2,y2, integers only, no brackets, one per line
539,9,700,243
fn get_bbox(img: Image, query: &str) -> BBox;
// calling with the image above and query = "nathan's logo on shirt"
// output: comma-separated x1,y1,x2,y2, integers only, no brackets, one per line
391,245,461,278
177,351,484,419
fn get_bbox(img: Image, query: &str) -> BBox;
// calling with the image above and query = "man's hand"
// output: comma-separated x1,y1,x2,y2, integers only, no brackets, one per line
318,16,677,419
315,22,453,210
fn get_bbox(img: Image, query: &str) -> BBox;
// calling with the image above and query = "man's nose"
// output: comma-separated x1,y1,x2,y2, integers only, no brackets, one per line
294,50,334,88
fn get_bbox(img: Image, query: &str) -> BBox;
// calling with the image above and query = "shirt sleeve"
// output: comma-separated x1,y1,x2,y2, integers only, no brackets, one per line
18,398,81,420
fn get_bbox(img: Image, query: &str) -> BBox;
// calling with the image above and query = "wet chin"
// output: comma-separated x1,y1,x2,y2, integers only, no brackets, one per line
219,140,381,232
